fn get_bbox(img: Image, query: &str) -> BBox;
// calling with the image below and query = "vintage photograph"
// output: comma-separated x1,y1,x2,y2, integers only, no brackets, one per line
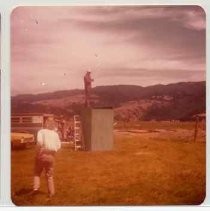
11,6,206,206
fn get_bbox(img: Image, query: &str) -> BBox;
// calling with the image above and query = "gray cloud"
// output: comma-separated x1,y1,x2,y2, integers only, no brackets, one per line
95,67,205,87
60,6,205,61
98,67,204,77
11,6,206,95
63,6,205,31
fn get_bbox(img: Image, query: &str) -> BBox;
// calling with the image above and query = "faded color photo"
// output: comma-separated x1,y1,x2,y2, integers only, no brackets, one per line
11,6,206,206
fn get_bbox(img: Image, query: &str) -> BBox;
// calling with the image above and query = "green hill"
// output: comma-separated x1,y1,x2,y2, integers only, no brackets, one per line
11,81,206,121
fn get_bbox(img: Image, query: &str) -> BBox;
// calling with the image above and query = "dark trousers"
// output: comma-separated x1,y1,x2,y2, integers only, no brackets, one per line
34,151,55,195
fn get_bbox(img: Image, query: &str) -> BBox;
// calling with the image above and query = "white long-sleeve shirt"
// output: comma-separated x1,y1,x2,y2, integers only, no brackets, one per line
37,129,61,152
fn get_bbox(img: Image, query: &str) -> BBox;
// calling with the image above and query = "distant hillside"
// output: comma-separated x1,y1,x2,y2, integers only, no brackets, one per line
11,81,206,121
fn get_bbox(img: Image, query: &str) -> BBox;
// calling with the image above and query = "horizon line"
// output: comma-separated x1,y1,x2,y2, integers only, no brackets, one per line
11,80,206,97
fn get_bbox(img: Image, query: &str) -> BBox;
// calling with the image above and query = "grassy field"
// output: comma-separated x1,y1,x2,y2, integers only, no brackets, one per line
11,121,206,206
115,120,202,130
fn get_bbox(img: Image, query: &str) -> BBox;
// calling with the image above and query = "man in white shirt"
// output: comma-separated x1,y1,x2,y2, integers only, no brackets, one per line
33,117,61,198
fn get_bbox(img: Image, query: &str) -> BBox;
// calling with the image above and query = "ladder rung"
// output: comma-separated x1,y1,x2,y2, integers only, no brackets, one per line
74,119,80,122
74,115,83,151
75,139,81,142
74,117,80,121
74,122,81,126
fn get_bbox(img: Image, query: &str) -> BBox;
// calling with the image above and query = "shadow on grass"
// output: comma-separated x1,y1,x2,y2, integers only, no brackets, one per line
14,188,44,196
14,188,33,196
12,144,36,150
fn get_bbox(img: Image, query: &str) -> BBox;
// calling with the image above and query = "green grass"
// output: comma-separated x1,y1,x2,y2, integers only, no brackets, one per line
11,122,205,206
115,120,200,130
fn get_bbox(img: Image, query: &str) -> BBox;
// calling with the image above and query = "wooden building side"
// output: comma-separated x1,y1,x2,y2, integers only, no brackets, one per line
81,108,113,151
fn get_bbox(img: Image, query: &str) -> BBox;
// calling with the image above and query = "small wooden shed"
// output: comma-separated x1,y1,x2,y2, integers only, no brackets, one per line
81,107,114,151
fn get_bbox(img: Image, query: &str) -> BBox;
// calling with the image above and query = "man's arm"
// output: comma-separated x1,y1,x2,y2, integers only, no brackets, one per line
85,75,94,84
55,132,61,151
35,130,43,156
37,130,43,146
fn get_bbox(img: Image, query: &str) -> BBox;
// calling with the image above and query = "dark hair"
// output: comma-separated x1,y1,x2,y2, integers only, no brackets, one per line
45,117,56,130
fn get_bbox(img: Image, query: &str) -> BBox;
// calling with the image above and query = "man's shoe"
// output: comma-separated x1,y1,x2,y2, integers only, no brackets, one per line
48,193,54,198
29,189,39,196
46,194,54,202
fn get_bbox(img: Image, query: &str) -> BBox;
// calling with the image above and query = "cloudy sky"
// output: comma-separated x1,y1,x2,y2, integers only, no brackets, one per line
11,6,206,96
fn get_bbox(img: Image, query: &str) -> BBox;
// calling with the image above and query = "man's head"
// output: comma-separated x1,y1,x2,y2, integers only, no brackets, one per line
45,117,56,130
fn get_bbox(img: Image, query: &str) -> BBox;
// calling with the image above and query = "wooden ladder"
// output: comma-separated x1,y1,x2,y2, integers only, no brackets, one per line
73,115,83,151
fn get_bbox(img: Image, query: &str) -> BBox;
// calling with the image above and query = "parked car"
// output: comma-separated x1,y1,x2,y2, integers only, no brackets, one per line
11,130,35,149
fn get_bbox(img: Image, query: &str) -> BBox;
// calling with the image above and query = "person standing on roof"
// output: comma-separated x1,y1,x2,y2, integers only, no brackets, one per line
84,71,94,107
